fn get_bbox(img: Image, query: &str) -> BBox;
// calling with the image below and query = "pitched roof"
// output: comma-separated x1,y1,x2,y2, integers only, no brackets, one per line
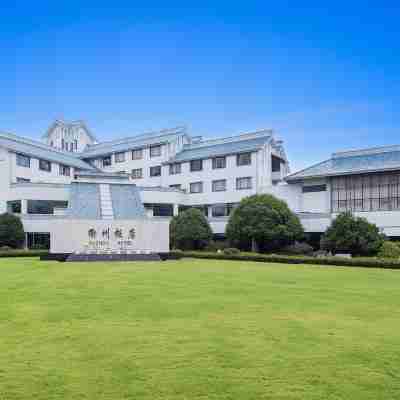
165,131,273,163
0,131,95,170
286,145,400,182
79,126,187,159
43,120,98,142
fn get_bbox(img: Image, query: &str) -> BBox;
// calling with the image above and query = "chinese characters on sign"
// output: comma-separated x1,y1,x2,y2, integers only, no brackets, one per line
86,227,136,250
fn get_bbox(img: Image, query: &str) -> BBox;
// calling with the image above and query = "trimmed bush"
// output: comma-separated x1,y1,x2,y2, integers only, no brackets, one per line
0,250,48,258
378,241,400,259
0,213,25,249
280,242,314,256
321,212,385,256
223,248,240,255
170,209,213,250
225,194,304,252
179,251,400,269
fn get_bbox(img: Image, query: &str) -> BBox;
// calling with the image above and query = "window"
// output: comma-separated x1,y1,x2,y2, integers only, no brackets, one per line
27,200,68,214
212,156,226,169
61,139,65,150
16,153,30,168
272,155,282,172
115,152,125,163
236,177,252,190
170,184,182,190
144,204,174,217
237,152,252,166
74,140,78,151
102,156,112,167
212,179,226,192
169,163,181,175
179,205,208,217
190,159,203,172
150,165,161,177
16,177,30,183
59,165,71,176
27,232,50,250
302,184,326,193
190,181,203,193
211,203,238,217
7,200,21,214
150,145,162,158
131,168,143,179
331,173,400,213
69,142,74,152
39,159,51,172
132,148,143,160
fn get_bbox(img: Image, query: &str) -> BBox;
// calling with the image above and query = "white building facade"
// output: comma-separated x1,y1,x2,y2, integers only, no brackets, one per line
1,119,400,248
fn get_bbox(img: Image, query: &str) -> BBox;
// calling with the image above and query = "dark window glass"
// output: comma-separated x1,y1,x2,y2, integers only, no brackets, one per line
150,165,161,177
16,177,30,183
236,177,252,190
59,165,71,176
7,200,21,213
131,168,143,179
27,200,68,215
39,159,51,172
132,149,143,160
169,163,181,175
212,179,226,192
212,156,226,169
115,152,126,163
169,184,182,190
302,184,326,193
16,154,30,168
237,152,252,166
190,159,203,171
150,145,162,157
190,181,203,193
102,156,112,167
27,232,50,250
272,155,282,172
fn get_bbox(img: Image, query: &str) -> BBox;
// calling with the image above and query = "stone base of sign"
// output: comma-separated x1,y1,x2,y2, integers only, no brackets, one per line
65,252,161,262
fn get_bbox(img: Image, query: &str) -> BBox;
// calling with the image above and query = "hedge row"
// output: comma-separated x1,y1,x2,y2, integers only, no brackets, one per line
0,250,49,258
179,251,400,269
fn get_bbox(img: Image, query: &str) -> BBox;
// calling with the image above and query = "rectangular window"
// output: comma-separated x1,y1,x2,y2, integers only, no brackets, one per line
271,155,282,172
61,139,65,150
59,165,71,176
190,159,203,172
27,200,68,215
150,145,162,158
190,181,203,193
7,200,21,214
302,184,327,193
212,156,226,169
211,204,227,217
39,159,51,172
131,168,143,179
16,153,30,168
237,152,252,166
102,156,112,167
236,177,252,190
115,152,126,163
16,177,30,183
169,163,181,175
132,148,143,160
212,179,227,192
170,184,182,190
150,165,161,177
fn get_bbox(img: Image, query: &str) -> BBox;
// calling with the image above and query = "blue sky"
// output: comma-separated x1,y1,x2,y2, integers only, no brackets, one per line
1,1,399,170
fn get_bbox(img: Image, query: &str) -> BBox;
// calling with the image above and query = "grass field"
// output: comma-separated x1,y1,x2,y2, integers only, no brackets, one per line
1,258,400,399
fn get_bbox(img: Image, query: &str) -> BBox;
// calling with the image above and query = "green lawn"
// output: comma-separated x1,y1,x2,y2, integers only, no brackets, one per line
1,258,400,399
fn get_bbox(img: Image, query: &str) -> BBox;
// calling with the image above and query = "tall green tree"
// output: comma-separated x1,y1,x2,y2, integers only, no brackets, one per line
321,212,384,256
0,213,25,248
170,208,213,250
226,194,304,252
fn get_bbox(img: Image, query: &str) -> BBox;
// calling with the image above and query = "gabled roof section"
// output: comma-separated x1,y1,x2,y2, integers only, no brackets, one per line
80,126,188,159
0,131,95,170
286,145,400,182
166,129,273,163
43,120,98,142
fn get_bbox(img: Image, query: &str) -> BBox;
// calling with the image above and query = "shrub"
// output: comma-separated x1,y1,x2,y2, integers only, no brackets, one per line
204,240,229,252
378,241,400,259
170,208,213,250
223,247,240,255
280,241,314,256
225,194,304,252
0,213,25,249
321,212,385,256
0,245,12,251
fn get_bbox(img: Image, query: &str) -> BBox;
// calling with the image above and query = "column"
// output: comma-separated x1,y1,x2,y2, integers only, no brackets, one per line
173,204,179,216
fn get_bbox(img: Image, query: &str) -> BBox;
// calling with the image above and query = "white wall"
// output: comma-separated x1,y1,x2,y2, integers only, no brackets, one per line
0,147,11,213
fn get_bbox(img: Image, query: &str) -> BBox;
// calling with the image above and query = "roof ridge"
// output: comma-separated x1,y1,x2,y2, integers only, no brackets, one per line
285,158,332,181
85,126,187,150
333,144,400,159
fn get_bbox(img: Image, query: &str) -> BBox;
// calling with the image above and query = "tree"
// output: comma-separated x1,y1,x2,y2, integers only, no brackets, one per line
320,212,385,256
0,213,25,249
225,194,304,252
170,208,213,250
